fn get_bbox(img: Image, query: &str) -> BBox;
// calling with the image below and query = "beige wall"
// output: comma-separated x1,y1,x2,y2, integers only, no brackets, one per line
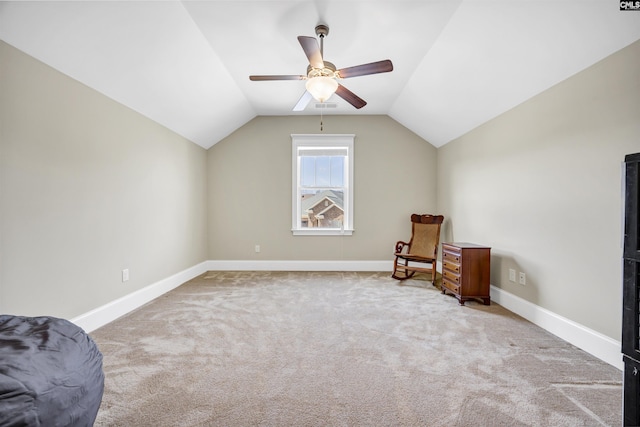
207,115,438,261
437,40,640,340
0,41,208,319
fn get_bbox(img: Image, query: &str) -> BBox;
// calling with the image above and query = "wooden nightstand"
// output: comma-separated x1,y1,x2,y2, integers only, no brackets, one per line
441,242,491,306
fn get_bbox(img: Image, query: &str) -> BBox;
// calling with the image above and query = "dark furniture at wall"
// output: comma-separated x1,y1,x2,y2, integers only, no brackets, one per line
392,214,444,285
441,242,491,306
623,152,640,426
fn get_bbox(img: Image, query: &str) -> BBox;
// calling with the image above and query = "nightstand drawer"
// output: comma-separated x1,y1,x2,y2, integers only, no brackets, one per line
442,279,460,294
443,261,460,274
442,250,461,264
442,269,460,284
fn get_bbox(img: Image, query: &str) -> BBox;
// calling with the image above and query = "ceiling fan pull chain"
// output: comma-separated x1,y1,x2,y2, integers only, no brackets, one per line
320,108,324,132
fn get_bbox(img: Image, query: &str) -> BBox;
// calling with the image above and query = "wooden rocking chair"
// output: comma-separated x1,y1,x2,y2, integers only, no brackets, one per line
392,214,444,284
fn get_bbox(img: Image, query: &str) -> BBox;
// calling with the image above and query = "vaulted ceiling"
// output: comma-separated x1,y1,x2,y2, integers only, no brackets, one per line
1,1,639,149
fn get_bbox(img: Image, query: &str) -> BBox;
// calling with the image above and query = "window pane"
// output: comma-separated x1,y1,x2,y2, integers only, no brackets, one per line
299,189,344,229
300,155,344,188
315,157,331,187
300,157,315,187
331,157,343,187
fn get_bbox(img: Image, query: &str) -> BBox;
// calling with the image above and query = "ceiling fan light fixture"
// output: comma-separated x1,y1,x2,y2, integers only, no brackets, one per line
305,76,338,103
250,24,392,110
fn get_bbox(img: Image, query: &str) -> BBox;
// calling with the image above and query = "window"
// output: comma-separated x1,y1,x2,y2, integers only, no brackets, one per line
292,134,354,235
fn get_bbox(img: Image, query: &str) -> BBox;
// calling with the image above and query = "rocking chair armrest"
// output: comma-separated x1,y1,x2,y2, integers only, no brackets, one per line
395,240,410,254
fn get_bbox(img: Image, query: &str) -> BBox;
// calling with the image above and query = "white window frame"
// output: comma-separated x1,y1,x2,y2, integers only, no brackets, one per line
291,134,354,236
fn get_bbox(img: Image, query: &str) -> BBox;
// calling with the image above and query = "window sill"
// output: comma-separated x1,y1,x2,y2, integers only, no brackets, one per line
292,229,354,236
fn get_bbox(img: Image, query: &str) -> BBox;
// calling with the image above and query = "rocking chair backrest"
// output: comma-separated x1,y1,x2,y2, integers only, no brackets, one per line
409,214,444,258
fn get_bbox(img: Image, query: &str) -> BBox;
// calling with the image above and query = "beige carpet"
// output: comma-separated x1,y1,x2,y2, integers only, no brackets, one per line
91,271,622,426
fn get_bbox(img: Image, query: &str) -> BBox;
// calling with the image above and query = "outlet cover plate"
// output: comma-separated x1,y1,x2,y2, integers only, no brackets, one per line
519,272,526,285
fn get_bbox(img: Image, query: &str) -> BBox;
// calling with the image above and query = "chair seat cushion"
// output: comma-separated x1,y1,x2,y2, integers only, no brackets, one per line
0,315,104,427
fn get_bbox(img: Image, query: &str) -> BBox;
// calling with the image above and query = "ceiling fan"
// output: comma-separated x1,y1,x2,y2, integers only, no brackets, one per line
249,24,393,111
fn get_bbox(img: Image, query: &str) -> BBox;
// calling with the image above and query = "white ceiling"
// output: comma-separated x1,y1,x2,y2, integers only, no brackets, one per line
1,1,639,149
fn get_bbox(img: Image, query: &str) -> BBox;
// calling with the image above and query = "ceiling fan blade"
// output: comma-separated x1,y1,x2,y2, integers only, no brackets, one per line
338,60,393,79
293,91,313,112
250,75,305,81
297,36,324,69
335,84,367,109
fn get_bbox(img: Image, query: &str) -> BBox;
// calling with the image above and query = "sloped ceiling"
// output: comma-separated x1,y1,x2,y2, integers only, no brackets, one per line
1,1,639,149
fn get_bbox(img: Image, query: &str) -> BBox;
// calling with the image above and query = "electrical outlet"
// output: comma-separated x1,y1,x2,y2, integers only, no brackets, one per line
519,272,526,286
122,269,130,282
509,269,516,282
255,245,260,253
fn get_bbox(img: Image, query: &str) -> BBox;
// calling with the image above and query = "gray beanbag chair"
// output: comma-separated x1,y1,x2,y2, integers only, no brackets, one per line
0,315,104,426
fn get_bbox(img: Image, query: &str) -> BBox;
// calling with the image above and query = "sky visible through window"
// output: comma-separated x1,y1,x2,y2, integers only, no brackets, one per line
301,156,344,188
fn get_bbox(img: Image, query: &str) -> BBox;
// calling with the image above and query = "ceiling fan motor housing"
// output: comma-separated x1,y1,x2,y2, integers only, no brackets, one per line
315,24,329,38
307,61,337,79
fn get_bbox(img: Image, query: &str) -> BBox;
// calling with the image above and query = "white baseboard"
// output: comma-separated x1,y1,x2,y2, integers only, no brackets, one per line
490,285,622,370
71,261,209,333
71,259,622,371
206,260,394,272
